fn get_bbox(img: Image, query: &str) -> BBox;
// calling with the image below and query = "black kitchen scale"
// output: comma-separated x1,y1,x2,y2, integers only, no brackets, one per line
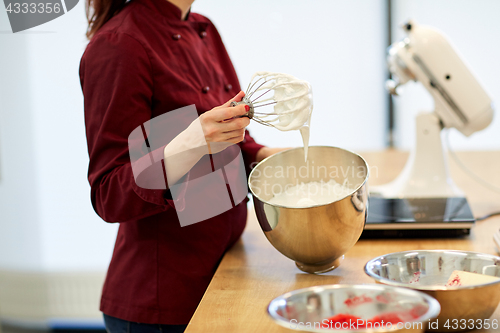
360,197,475,238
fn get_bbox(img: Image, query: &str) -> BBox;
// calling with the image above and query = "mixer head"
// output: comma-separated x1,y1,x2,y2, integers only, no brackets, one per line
386,20,493,136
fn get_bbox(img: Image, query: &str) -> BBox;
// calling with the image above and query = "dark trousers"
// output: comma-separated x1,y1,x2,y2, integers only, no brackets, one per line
103,314,187,333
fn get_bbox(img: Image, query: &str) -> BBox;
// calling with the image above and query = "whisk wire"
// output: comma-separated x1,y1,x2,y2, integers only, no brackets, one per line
252,117,275,127
245,75,268,95
247,79,269,100
245,76,265,95
251,89,273,103
252,97,274,104
252,101,278,108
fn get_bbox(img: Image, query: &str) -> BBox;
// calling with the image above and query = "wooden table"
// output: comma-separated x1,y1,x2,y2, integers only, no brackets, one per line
185,150,500,332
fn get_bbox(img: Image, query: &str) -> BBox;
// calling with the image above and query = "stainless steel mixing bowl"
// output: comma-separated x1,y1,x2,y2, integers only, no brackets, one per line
365,250,500,332
248,146,369,274
267,284,441,332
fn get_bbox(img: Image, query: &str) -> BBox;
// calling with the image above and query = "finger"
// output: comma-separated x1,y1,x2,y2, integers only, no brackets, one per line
220,91,246,108
213,104,248,122
226,132,246,144
203,122,242,142
221,117,250,132
223,128,245,137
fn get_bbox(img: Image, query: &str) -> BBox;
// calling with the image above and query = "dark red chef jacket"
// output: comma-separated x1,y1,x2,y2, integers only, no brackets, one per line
79,0,264,325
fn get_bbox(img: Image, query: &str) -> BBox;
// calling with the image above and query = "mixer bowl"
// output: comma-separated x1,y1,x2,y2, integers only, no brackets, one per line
365,250,500,332
267,284,441,332
248,146,369,274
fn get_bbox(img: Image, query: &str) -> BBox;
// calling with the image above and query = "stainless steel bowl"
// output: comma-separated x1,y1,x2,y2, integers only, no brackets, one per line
248,146,369,274
365,250,500,332
268,284,441,332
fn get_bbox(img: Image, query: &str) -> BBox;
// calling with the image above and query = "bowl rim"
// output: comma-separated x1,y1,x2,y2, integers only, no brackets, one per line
248,146,370,209
364,249,500,291
267,283,441,332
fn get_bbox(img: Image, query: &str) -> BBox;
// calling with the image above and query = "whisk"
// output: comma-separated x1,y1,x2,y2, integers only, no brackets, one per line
230,71,313,131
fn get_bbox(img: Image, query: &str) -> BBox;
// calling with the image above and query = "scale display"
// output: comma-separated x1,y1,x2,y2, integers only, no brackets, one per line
362,197,475,238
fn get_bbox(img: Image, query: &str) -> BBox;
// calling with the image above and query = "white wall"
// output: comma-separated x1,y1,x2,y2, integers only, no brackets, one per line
193,0,389,152
391,0,500,150
0,15,43,271
0,3,118,273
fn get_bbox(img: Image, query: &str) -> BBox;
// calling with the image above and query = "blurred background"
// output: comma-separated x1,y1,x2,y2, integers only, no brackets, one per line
0,0,499,331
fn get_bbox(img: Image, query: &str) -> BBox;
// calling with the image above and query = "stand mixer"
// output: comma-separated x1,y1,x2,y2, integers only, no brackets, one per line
367,20,494,237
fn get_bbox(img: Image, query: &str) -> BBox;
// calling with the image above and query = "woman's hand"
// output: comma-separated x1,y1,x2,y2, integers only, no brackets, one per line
199,91,250,154
163,91,250,185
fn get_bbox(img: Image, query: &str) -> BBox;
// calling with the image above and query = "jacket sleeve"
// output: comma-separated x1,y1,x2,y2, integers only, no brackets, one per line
239,130,265,174
80,32,173,223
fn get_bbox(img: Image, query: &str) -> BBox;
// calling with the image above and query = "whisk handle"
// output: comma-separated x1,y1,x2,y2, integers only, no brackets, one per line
230,101,254,119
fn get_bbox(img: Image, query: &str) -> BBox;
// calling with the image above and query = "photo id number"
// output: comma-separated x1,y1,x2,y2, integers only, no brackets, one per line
444,319,498,330
6,2,61,14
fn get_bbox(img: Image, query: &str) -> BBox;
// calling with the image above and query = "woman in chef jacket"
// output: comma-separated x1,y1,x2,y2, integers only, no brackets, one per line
80,0,281,332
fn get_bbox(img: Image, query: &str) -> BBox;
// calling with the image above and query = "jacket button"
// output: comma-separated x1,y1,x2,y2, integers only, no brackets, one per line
200,31,207,38
224,84,232,91
202,86,210,93
172,34,181,40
